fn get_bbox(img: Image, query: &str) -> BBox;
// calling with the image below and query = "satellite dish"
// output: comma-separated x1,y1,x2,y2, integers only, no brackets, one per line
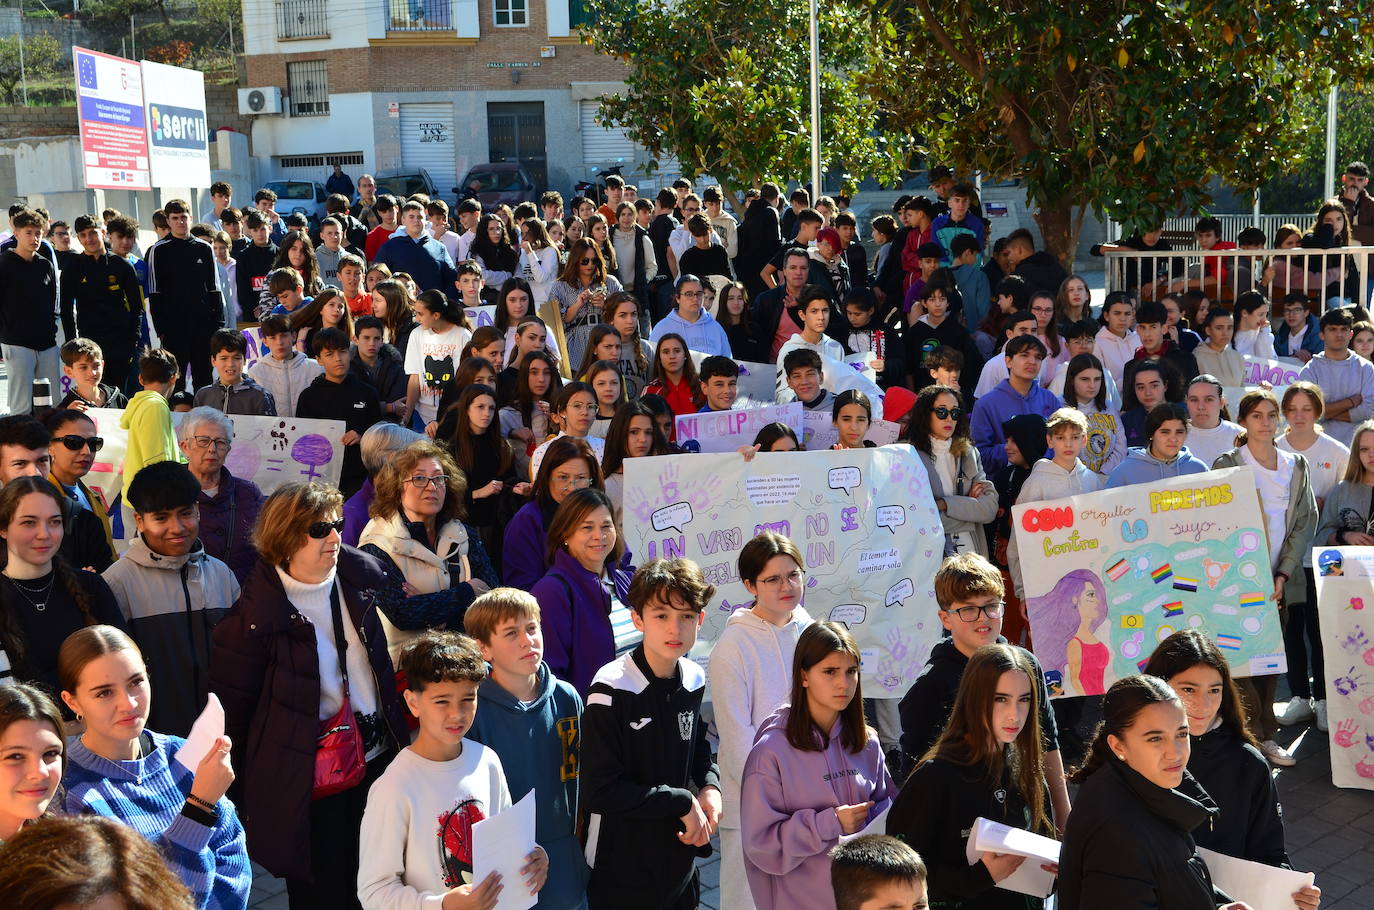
247,90,266,112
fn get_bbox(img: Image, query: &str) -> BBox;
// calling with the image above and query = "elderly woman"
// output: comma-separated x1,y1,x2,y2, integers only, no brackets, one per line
357,440,498,663
341,422,423,547
210,482,408,908
176,406,265,585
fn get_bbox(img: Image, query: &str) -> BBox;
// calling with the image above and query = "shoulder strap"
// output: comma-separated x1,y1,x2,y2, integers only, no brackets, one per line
329,581,351,698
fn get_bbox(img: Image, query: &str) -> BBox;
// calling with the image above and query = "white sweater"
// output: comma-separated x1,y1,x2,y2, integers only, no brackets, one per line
277,567,379,720
248,351,323,418
357,744,512,910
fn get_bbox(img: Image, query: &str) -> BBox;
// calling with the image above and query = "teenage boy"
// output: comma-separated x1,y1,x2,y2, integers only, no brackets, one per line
776,287,846,395
466,589,588,910
949,232,991,329
1131,300,1198,387
232,210,278,322
1275,292,1323,362
58,339,128,410
121,349,183,531
0,208,61,415
338,253,370,317
1046,319,1122,409
350,315,408,421
193,329,277,416
1093,292,1141,387
315,217,346,289
541,191,565,223
454,260,486,313
830,835,928,910
427,200,460,262
267,267,310,317
973,310,1039,397
925,345,963,395
833,210,867,290
1298,307,1374,444
780,188,810,241
581,558,722,909
1172,216,1238,292
761,207,824,289
62,213,143,390
296,328,379,497
376,200,459,294
900,242,945,319
364,195,399,261
221,207,246,253
930,182,986,267
905,283,980,399
970,334,1061,471
1005,228,1068,297
252,187,286,243
648,275,731,356
358,630,549,910
103,459,239,736
897,552,1070,827
454,198,482,262
697,356,740,412
782,348,834,412
247,313,323,419
203,181,232,227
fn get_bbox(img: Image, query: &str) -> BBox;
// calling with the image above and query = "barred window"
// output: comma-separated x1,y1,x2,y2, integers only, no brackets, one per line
287,61,329,117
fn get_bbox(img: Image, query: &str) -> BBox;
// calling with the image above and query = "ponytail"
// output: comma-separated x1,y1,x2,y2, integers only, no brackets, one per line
1070,674,1182,784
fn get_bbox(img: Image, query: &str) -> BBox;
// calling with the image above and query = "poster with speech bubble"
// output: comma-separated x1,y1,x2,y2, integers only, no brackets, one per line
675,402,804,454
1011,465,1284,698
801,412,903,451
623,446,944,695
1311,547,1374,791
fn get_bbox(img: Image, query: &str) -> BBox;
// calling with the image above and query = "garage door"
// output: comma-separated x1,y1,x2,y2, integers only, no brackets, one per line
400,102,456,184
580,99,634,163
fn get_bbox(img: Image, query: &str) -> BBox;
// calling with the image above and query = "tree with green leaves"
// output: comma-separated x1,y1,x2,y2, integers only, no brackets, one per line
860,0,1374,266
580,0,910,210
0,33,62,106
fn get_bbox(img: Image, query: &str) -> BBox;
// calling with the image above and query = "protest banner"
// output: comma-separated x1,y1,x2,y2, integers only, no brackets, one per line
1011,466,1284,697
675,402,803,454
801,413,902,451
1311,547,1374,790
464,305,497,329
622,447,944,694
83,409,346,519
1241,354,1302,393
687,352,779,405
240,325,266,368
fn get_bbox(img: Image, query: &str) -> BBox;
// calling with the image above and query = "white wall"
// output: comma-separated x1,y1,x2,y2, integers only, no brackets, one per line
241,0,374,56
250,94,378,179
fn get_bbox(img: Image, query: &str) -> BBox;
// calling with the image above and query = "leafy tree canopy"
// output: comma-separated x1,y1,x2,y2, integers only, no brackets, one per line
0,33,63,106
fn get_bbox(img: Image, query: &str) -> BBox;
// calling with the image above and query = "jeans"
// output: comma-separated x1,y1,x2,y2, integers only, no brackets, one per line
2,343,60,415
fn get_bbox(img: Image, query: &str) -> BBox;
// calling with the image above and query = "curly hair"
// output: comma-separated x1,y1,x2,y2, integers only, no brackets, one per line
370,440,468,526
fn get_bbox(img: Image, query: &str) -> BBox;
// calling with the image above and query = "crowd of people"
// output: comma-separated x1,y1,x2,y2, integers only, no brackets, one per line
0,161,1368,908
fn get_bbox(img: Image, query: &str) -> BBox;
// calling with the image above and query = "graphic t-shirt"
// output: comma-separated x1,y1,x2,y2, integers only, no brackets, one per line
404,323,473,424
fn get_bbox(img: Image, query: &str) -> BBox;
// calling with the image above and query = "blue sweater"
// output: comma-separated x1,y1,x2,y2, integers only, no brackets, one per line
469,661,587,910
374,232,458,294
970,378,1062,472
1105,445,1210,488
63,732,251,910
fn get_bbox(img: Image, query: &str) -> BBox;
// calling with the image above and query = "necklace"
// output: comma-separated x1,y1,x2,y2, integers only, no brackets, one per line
4,573,54,613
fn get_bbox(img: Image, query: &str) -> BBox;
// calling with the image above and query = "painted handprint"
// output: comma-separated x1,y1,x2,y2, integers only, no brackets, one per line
1344,626,1370,653
686,472,723,514
1366,646,1374,668
625,485,654,525
658,461,681,503
1358,757,1374,779
1334,667,1367,697
1361,695,1374,716
1335,719,1359,748
886,626,911,666
1367,731,1374,752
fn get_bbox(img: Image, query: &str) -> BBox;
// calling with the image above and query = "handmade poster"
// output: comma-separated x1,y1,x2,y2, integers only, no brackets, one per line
1011,466,1284,698
801,413,902,451
687,351,777,405
775,350,883,403
240,325,266,368
464,305,497,328
675,402,803,454
1242,354,1302,393
622,447,944,694
1311,546,1374,791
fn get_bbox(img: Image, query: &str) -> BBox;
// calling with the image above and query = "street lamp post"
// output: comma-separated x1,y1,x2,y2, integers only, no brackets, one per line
808,0,821,197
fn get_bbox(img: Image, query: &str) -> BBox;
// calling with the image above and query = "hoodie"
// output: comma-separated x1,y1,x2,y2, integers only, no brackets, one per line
468,662,587,910
707,606,814,823
970,379,1062,472
101,537,240,737
774,333,847,396
119,390,183,495
191,376,277,416
1298,351,1374,444
740,707,896,910
1105,445,1209,488
246,350,323,418
648,306,733,358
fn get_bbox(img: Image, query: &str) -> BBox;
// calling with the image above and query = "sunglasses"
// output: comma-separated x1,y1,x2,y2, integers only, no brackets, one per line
307,518,345,539
579,257,595,265
55,434,104,453
933,406,963,420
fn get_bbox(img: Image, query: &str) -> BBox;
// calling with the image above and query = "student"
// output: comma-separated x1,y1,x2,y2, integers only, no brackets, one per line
63,213,144,391
101,461,239,737
247,313,323,419
698,356,740,413
949,232,991,329
120,349,182,525
58,338,128,410
777,287,847,393
350,315,409,422
1106,404,1209,487
399,290,471,433
576,324,624,382
501,349,562,478
1093,292,1141,387
649,274,732,357
1141,631,1321,910
364,195,399,261
973,309,1039,398
829,835,929,910
781,348,835,413
573,359,620,441
716,280,762,364
1061,354,1125,478
930,182,986,267
357,630,548,909
529,381,606,480
741,621,895,910
1354,320,1374,361
437,382,527,571
1213,390,1317,767
888,644,1054,908
906,282,980,399
314,217,347,290
600,399,670,529
1276,292,1323,362
831,389,874,449
518,216,561,309
499,312,552,404
59,625,250,909
709,532,814,910
0,683,66,842
1233,290,1277,359
290,288,355,355
370,278,416,359
581,558,721,909
842,289,906,391
466,590,588,910
145,200,225,392
970,335,1062,472
642,333,702,419
1132,300,1198,388
0,208,61,415
1008,407,1102,592
1190,306,1247,386
1120,360,1178,449
339,253,371,317
908,385,997,557
1298,307,1374,444
44,409,115,551
374,200,459,295
296,328,381,497
602,292,651,397
1183,376,1243,467
192,328,277,416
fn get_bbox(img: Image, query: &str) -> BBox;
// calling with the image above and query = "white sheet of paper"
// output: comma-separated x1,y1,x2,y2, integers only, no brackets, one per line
963,816,1060,898
838,804,890,845
173,693,225,773
472,789,538,910
1198,847,1315,910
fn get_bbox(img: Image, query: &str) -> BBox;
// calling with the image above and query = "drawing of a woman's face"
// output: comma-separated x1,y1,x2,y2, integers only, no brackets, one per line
1074,581,1099,621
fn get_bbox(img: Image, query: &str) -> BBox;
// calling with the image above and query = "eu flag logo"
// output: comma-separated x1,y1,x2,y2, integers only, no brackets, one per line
77,54,97,89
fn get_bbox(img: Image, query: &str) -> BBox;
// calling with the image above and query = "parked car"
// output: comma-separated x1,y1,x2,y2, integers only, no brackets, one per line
261,180,329,228
374,169,455,208
456,163,538,210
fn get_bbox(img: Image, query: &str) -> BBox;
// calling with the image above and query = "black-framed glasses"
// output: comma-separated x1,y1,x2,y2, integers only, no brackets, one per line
55,434,103,453
933,406,963,420
191,436,231,451
307,518,345,539
406,474,449,490
945,601,1006,622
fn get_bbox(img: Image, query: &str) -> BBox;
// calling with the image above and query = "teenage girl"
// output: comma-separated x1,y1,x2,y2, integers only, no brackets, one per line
1062,353,1125,478
1232,291,1276,359
832,389,874,450
577,325,624,380
604,292,652,398
584,360,627,439
528,381,605,481
642,333,702,420
599,400,670,529
0,683,65,843
370,278,416,358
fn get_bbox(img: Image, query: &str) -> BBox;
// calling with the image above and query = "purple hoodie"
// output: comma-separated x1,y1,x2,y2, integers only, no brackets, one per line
970,378,1062,472
503,499,551,591
740,706,896,910
531,548,635,696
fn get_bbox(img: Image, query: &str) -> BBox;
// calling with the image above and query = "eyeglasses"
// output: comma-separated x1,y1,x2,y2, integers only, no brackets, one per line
551,473,592,489
405,474,449,490
1031,306,1054,315
758,569,805,588
683,207,700,214
191,436,231,451
932,406,963,420
55,434,104,452
307,518,345,539
678,290,703,298
945,601,1006,622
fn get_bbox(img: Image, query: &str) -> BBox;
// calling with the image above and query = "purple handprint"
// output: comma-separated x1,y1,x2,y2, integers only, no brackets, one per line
886,626,910,665
1335,668,1367,697
1344,626,1370,653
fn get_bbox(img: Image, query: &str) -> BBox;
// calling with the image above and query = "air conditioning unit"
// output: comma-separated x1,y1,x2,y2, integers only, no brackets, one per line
238,87,284,115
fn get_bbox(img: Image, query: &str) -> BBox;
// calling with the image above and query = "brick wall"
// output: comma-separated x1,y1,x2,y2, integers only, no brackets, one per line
0,84,256,146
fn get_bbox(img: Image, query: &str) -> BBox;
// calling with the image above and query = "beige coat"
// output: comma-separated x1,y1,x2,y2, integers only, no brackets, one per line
358,512,471,661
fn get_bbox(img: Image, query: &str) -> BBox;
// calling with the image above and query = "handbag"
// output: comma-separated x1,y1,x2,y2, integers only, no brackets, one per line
312,583,367,800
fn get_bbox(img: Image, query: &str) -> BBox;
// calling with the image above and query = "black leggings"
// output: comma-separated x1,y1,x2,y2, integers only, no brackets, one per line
1283,568,1324,700
286,752,394,910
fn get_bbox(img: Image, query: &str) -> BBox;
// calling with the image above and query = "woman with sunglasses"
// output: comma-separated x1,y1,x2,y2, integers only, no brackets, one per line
358,440,498,664
908,385,997,558
210,481,409,909
43,408,116,556
549,238,623,371
174,407,265,586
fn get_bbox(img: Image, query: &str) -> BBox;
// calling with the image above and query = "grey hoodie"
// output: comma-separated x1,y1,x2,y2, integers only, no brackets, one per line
246,350,323,418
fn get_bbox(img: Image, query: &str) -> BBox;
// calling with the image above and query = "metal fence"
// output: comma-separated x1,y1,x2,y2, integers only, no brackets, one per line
276,0,330,39
384,0,453,30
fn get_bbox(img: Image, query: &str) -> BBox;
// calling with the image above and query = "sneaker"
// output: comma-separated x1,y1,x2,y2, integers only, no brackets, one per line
1315,700,1329,732
1260,739,1297,767
1278,696,1314,726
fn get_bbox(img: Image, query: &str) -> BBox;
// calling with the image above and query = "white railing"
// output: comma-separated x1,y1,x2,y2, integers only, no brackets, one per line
1102,246,1372,311
1158,214,1315,244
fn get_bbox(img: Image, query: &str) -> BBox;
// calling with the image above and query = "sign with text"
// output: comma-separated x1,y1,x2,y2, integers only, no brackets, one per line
1242,354,1302,394
1312,547,1374,791
801,413,902,451
675,402,803,454
73,47,151,190
140,59,210,188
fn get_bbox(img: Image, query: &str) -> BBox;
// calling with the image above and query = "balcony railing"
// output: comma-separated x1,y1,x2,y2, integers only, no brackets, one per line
276,0,329,39
385,0,453,31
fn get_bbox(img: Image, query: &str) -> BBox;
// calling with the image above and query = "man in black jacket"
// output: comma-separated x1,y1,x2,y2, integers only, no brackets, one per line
295,329,381,498
63,214,143,390
1007,228,1069,296
735,184,783,300
145,199,224,392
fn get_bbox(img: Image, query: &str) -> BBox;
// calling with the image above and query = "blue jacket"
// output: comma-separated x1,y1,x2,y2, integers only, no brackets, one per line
970,379,1062,472
532,548,635,696
469,662,587,910
950,261,991,329
931,212,987,266
374,232,458,295
1105,445,1210,488
1275,313,1324,358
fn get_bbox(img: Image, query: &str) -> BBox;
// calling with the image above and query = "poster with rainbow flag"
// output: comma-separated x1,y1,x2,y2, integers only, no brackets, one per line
1011,466,1285,697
